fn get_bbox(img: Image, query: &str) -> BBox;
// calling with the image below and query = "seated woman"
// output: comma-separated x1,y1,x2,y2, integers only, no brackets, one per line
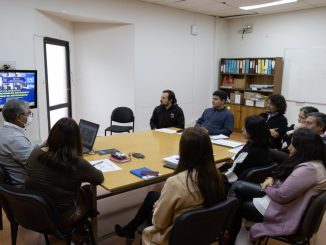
25,118,104,227
222,115,272,184
260,94,288,149
228,128,326,244
282,106,319,150
115,127,226,244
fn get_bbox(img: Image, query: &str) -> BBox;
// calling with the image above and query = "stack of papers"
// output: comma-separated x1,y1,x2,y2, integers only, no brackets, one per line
210,134,229,140
211,139,244,148
90,159,121,172
155,128,177,134
163,155,179,170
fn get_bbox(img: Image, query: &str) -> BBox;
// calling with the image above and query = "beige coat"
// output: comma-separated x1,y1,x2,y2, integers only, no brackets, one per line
142,170,203,245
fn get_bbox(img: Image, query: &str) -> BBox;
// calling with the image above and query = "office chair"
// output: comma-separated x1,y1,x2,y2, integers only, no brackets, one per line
240,162,278,184
105,107,135,136
168,197,238,245
0,184,96,245
258,191,326,245
270,149,289,164
0,165,11,230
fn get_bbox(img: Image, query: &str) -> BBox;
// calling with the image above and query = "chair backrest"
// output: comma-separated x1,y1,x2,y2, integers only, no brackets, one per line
270,149,289,164
111,107,134,124
241,162,278,184
169,197,238,245
297,191,326,239
0,184,64,238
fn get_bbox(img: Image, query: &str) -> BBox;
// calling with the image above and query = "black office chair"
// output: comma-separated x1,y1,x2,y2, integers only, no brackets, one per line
240,162,278,184
0,165,11,230
270,149,289,164
168,197,238,245
105,107,135,136
258,191,326,245
0,184,96,245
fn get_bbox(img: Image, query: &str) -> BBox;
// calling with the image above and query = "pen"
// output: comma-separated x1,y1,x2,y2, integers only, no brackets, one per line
93,161,103,166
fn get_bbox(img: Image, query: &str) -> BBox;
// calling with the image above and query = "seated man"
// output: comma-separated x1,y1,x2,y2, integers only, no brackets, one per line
0,99,36,187
196,90,234,136
304,112,326,143
150,90,185,130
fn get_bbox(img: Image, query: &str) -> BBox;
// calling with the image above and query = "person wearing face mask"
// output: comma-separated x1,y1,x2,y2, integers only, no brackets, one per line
0,99,36,188
282,106,319,150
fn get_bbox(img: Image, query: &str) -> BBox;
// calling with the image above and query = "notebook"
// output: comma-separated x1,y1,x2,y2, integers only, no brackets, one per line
130,167,158,180
79,119,100,154
163,155,179,170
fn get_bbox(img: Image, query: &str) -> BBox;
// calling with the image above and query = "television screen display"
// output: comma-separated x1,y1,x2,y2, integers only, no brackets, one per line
0,70,37,110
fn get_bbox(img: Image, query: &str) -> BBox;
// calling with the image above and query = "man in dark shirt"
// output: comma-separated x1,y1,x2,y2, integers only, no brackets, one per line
196,90,234,136
150,90,185,130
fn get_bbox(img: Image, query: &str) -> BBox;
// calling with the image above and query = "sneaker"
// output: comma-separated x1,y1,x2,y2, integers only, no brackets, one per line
115,224,135,240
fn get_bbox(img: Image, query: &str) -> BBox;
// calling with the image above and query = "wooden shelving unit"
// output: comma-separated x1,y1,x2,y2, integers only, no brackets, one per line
219,57,283,131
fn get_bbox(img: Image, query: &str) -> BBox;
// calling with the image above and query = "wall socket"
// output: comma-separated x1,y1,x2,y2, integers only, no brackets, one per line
0,61,16,70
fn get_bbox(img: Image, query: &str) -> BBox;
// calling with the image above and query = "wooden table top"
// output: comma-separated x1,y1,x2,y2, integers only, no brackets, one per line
85,130,234,192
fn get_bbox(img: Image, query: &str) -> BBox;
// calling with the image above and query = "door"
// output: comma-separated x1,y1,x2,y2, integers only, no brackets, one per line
44,37,72,131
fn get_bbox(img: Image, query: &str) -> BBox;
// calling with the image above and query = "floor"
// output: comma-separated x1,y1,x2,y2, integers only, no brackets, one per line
0,132,287,244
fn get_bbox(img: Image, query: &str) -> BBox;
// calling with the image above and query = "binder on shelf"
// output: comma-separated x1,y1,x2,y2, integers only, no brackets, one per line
267,59,272,75
258,59,261,74
246,59,250,74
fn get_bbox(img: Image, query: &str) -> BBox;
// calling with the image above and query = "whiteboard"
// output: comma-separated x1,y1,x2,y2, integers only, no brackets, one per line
282,48,326,104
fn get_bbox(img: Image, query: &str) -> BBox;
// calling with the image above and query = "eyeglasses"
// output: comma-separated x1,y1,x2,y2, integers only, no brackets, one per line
21,111,33,117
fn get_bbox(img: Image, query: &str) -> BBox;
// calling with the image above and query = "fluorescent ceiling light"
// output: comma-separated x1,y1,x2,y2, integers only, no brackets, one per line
240,0,298,10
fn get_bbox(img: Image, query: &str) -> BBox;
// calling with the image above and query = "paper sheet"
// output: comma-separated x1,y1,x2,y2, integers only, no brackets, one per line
228,145,244,154
211,139,244,148
210,134,229,140
155,128,177,134
90,159,121,172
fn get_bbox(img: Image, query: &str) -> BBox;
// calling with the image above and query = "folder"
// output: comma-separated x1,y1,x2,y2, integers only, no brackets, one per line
258,59,261,74
130,167,158,180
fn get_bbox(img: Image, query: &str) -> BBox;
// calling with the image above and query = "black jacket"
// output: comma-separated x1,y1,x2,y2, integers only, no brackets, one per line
260,112,288,149
150,104,185,129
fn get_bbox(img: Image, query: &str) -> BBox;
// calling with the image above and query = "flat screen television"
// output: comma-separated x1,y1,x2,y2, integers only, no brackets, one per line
0,70,37,110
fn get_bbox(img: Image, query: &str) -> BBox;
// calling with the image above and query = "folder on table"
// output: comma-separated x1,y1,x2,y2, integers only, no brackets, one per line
130,167,158,180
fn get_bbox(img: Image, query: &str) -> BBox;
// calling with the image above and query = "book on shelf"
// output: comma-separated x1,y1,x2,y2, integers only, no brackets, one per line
163,155,179,170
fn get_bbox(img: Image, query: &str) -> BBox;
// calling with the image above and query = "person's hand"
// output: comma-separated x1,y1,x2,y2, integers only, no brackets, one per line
270,128,279,138
260,177,274,191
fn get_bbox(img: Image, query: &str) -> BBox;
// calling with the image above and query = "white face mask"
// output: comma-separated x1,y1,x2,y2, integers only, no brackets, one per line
23,114,33,127
294,122,304,130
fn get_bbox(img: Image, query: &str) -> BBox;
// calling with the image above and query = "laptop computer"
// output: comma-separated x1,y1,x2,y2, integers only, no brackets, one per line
79,119,100,154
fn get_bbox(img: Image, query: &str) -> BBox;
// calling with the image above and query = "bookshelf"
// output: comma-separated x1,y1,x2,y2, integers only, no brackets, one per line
219,57,283,131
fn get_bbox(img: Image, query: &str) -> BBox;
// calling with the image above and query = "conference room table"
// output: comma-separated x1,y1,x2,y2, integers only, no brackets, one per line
84,129,235,243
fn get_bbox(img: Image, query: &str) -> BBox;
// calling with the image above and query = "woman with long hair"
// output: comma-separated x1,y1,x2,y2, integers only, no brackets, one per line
25,118,104,227
115,127,226,244
228,128,326,244
223,115,272,183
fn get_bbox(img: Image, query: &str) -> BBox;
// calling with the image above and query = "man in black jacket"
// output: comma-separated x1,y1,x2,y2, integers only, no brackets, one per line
150,90,185,130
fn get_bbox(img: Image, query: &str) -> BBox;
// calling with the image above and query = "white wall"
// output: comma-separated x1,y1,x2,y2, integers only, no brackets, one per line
0,1,75,142
224,7,326,124
0,0,219,140
73,23,135,134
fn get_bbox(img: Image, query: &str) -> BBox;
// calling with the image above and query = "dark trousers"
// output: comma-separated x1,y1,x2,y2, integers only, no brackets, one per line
124,191,161,232
228,181,265,244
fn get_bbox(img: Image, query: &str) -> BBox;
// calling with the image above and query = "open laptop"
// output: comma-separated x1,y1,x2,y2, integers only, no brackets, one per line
79,119,100,154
